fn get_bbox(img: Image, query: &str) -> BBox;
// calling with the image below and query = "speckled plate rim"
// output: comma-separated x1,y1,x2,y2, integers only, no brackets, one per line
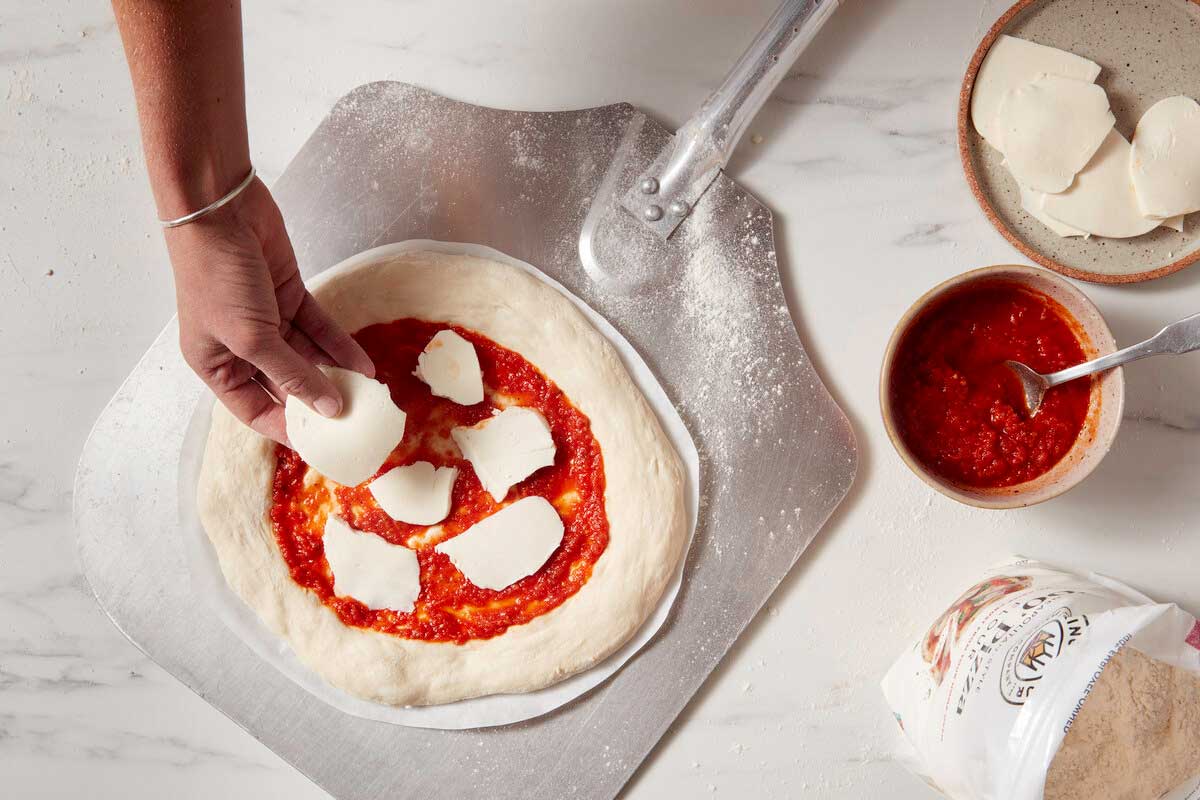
958,0,1200,285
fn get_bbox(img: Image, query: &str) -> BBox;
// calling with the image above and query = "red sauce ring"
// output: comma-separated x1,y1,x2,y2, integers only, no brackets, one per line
271,319,609,643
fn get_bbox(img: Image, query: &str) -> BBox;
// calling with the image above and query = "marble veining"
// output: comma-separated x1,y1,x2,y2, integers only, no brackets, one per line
5,0,1200,798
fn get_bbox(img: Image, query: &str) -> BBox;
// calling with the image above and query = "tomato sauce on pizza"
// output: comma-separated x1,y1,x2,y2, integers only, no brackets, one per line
270,319,609,643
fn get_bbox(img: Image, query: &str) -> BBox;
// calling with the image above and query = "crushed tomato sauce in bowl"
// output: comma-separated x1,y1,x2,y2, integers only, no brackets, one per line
889,283,1090,488
881,266,1124,509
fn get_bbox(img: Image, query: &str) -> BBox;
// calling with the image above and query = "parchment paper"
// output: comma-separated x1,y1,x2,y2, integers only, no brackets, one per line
178,240,700,730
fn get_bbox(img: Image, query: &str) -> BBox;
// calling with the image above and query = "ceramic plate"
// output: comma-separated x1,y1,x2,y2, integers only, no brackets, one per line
960,0,1200,284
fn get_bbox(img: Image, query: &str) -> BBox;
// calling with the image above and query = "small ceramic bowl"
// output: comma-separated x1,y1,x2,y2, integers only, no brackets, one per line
880,265,1124,509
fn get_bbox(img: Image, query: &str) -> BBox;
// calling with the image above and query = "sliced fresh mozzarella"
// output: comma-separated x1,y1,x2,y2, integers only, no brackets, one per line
414,330,484,406
451,407,556,502
1041,130,1161,239
971,35,1101,146
994,75,1114,193
369,461,458,526
322,515,420,612
1130,95,1200,219
284,367,407,486
434,496,564,591
1018,182,1087,238
1020,171,1183,237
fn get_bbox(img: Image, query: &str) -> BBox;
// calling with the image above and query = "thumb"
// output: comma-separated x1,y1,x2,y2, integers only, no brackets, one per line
230,329,343,418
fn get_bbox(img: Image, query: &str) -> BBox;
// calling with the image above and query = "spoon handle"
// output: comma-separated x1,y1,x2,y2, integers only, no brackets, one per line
1044,312,1200,388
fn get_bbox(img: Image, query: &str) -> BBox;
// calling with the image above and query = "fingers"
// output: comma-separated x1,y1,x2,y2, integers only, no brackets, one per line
191,349,290,445
293,292,376,378
218,379,290,445
281,320,331,366
229,327,343,418
256,324,330,398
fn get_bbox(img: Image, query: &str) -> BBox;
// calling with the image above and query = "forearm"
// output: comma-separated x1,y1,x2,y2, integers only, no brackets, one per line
113,0,250,219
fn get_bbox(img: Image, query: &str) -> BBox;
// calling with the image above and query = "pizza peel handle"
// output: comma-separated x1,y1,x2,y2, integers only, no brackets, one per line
616,0,839,240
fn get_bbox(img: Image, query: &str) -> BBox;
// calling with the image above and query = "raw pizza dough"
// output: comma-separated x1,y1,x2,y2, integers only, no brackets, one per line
197,248,688,706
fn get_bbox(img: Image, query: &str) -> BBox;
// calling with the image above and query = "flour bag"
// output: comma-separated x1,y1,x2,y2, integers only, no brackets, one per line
882,557,1200,800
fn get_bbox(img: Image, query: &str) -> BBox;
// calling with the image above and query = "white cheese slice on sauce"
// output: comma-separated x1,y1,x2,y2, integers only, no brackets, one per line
434,496,564,591
1041,129,1161,239
414,330,484,406
284,366,407,486
451,406,556,502
1130,95,1200,219
369,461,458,526
971,35,1101,146
323,515,420,612
994,75,1114,193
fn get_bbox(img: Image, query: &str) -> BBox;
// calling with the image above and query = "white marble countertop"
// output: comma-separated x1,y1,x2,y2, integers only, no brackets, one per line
4,0,1199,797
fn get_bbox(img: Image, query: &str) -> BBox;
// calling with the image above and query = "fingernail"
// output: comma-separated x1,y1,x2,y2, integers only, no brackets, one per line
315,396,340,418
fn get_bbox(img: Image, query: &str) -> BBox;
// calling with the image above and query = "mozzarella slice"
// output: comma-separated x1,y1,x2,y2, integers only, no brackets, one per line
434,496,564,591
1130,95,1200,219
1041,130,1161,238
1019,182,1088,237
369,461,458,526
284,367,407,486
322,515,420,612
414,330,484,405
451,407,556,502
971,35,1101,146
995,75,1114,193
1018,158,1182,238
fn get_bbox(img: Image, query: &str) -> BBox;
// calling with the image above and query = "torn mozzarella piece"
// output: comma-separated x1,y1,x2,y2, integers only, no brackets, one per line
369,461,458,526
971,34,1101,146
994,75,1114,193
284,367,407,486
1019,182,1087,238
1130,95,1200,219
322,515,420,612
434,496,564,591
451,407,556,502
414,330,484,405
1041,130,1161,239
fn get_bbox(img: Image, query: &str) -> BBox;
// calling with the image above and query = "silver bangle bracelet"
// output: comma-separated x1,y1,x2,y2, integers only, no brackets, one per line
158,165,257,228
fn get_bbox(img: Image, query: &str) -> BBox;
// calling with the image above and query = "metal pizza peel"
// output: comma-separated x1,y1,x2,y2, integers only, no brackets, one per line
74,1,856,797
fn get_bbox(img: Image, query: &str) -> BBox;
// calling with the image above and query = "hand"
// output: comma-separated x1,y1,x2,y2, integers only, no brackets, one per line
166,178,375,444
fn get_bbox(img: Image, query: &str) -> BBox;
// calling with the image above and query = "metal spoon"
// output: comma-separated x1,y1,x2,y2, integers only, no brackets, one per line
1006,311,1200,415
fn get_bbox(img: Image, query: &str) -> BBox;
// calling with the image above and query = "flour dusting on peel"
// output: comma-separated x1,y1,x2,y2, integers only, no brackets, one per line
676,191,805,478
306,84,855,561
324,84,805,484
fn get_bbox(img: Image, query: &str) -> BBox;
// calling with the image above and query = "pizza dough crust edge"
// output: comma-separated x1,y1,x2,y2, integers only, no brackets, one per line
197,248,688,706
